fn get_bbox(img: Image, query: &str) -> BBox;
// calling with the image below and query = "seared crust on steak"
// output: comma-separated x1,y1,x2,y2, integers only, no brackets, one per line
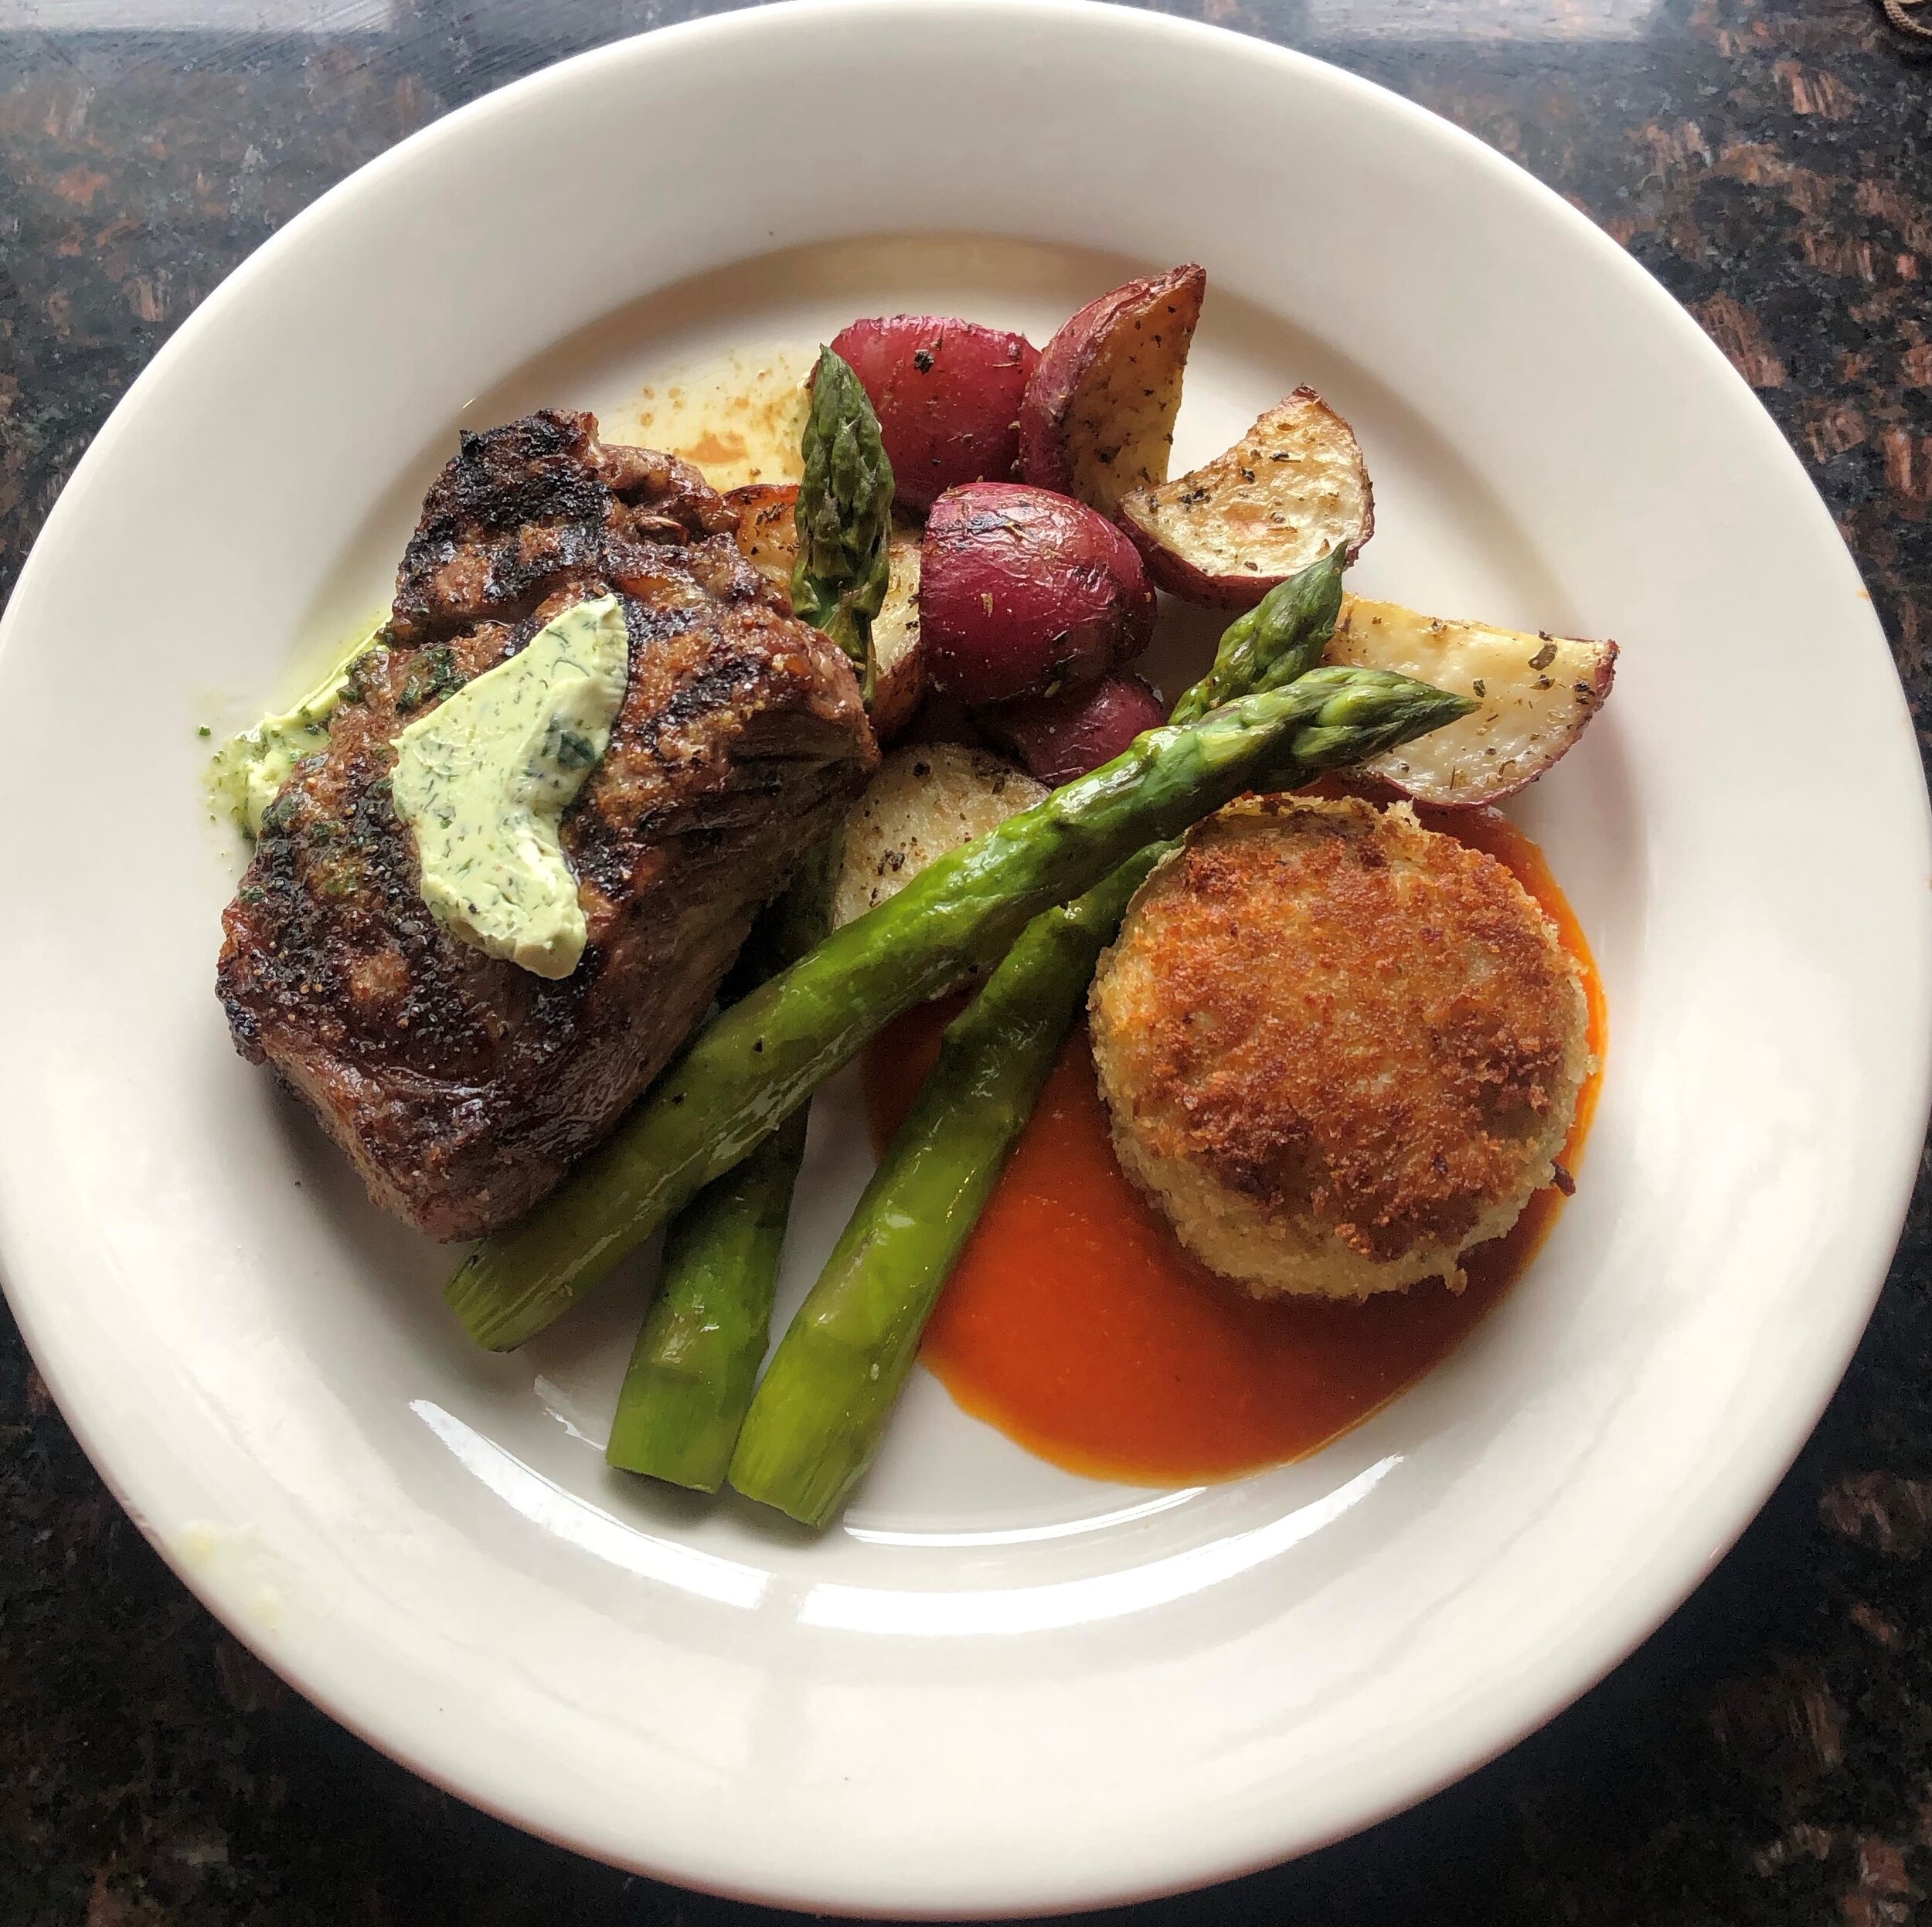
217,410,876,1240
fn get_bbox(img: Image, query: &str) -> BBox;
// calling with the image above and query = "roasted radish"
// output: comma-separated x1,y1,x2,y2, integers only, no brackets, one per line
1325,596,1616,806
1120,388,1373,608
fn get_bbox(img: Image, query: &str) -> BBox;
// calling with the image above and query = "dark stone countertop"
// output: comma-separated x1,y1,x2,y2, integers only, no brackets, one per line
2,1,1930,1920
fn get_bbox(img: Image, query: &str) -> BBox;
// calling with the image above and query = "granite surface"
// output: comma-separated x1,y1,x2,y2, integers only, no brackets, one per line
3,0,1931,1919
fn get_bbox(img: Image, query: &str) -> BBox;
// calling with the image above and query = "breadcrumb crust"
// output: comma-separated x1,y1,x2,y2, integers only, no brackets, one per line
1089,794,1591,1300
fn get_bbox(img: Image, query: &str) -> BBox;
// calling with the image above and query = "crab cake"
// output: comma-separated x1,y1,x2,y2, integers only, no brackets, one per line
1088,794,1590,1300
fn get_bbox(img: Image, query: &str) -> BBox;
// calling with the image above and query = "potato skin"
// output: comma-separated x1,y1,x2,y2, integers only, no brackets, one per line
1324,596,1617,807
920,482,1158,707
1020,264,1206,518
1119,387,1375,610
982,671,1168,786
830,314,1039,514
868,528,927,745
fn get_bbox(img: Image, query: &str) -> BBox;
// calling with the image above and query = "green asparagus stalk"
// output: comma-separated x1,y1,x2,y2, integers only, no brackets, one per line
448,664,1474,1351
725,551,1349,1524
791,347,894,701
728,845,1163,1524
606,355,893,1488
617,550,1348,1490
603,844,834,1488
633,550,1346,1497
1165,545,1347,729
604,1109,811,1487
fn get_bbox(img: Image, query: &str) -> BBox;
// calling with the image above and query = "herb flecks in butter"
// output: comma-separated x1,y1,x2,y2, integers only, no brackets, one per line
209,624,386,835
390,595,628,982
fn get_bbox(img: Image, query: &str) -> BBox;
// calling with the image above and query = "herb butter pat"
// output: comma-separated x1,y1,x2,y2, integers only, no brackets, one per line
209,624,385,835
392,594,629,981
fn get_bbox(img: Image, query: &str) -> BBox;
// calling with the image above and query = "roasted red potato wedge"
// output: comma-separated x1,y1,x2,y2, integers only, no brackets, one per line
1020,264,1206,518
829,314,1039,514
981,671,1167,787
1325,596,1617,807
1119,389,1373,609
723,482,923,743
920,482,1157,706
831,743,1046,931
869,528,927,743
725,481,801,593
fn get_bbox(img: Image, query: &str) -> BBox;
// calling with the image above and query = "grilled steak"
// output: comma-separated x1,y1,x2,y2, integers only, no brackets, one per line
218,409,876,1240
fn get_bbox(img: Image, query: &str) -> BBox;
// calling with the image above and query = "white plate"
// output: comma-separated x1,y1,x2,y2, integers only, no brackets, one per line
1,1,1927,1915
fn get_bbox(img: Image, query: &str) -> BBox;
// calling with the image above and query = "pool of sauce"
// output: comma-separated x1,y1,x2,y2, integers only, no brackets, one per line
862,804,1604,1486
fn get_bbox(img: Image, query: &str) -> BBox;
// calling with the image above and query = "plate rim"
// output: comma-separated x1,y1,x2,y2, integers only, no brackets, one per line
3,0,1930,1914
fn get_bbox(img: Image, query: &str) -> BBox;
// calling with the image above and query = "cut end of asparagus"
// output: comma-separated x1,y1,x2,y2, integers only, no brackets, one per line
446,1250,569,1352
606,1366,740,1493
728,1426,866,1531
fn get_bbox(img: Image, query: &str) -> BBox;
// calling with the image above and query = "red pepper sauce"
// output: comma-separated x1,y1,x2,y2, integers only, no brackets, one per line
862,805,1605,1487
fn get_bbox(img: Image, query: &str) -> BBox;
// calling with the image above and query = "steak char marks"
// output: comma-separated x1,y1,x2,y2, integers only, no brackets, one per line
218,410,876,1240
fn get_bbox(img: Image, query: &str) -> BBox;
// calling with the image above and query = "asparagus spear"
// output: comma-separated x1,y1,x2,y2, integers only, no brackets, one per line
603,848,831,1488
791,347,894,702
606,351,893,1489
604,1106,812,1487
1164,546,1345,729
728,845,1162,1524
451,664,1471,1351
631,552,1345,1496
726,552,1349,1524
620,551,1346,1490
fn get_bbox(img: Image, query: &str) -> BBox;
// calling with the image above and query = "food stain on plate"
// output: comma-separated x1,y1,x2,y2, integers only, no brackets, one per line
614,346,812,491
865,804,1604,1487
173,1520,299,1631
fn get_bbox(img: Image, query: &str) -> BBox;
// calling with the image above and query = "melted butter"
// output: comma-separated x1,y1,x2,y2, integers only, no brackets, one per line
391,596,628,980
615,347,812,491
209,622,386,835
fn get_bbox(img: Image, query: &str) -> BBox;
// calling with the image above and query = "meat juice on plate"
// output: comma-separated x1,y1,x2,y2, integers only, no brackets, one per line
615,348,811,491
